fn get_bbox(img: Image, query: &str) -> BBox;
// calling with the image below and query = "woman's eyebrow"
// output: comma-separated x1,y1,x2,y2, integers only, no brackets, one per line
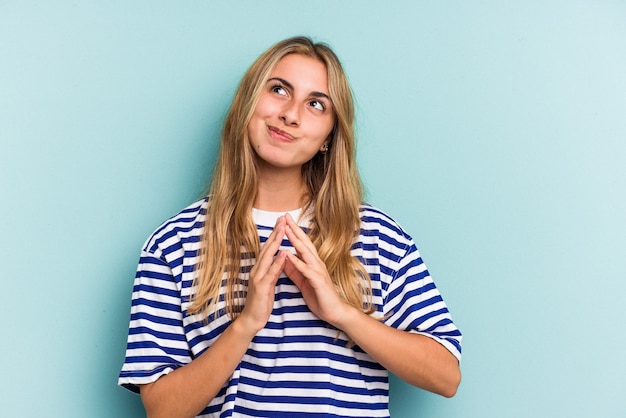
267,77,331,101
268,77,293,90
310,91,331,101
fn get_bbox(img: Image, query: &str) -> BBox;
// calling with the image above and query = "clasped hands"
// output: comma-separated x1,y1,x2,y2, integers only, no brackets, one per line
239,213,353,335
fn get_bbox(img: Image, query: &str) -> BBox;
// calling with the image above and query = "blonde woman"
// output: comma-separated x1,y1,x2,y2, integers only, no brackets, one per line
119,36,462,418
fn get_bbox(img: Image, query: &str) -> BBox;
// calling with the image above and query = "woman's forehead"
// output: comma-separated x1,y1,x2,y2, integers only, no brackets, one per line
269,54,329,95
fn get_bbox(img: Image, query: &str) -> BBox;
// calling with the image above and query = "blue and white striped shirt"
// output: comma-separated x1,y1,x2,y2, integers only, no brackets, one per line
118,198,462,417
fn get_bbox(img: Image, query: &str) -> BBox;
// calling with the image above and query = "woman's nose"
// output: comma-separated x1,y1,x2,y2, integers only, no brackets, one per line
279,101,300,126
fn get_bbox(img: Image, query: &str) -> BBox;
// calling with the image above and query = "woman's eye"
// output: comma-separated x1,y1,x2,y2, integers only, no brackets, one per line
271,85,287,96
310,100,325,111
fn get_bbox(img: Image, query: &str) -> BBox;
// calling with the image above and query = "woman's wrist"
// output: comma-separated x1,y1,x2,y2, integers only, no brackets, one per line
327,303,361,333
230,314,262,341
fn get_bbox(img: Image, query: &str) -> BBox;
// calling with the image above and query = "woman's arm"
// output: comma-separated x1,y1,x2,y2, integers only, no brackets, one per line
282,213,461,397
140,217,289,418
139,316,259,418
331,306,461,397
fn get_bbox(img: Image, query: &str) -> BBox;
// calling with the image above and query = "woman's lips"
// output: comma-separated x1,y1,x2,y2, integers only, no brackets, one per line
268,126,295,141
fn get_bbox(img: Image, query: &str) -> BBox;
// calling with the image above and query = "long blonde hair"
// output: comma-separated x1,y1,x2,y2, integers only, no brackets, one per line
189,36,372,319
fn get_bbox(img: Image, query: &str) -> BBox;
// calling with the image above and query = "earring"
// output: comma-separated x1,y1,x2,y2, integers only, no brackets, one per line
320,144,329,154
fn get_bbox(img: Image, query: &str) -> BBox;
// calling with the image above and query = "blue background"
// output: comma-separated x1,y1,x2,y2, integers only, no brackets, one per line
1,1,625,417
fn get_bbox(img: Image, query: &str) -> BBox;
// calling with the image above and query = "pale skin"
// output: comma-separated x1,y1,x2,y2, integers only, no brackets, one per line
139,54,460,418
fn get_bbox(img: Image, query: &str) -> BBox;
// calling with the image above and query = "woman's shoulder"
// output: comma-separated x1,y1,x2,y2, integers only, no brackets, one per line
142,197,208,253
358,203,413,245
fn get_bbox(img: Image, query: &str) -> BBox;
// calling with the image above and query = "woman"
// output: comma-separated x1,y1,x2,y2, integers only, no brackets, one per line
119,36,462,418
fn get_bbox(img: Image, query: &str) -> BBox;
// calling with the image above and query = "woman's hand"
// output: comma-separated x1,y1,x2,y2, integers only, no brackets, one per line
282,213,351,326
238,215,288,334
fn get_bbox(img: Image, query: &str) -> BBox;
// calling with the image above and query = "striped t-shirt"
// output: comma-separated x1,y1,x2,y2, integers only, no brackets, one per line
118,198,462,417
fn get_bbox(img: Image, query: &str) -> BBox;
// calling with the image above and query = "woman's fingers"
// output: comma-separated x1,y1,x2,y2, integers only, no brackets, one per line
251,216,285,276
263,216,286,254
264,249,287,283
284,250,312,279
284,213,316,251
240,242,288,334
283,214,318,261
283,255,303,286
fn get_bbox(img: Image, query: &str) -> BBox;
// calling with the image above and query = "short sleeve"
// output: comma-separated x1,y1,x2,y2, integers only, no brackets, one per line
118,249,192,393
383,241,462,362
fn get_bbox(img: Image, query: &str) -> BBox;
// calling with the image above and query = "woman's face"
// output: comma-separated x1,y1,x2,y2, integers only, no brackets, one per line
247,54,335,172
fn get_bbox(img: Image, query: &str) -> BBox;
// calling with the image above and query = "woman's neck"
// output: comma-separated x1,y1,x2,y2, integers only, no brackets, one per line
254,167,307,212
